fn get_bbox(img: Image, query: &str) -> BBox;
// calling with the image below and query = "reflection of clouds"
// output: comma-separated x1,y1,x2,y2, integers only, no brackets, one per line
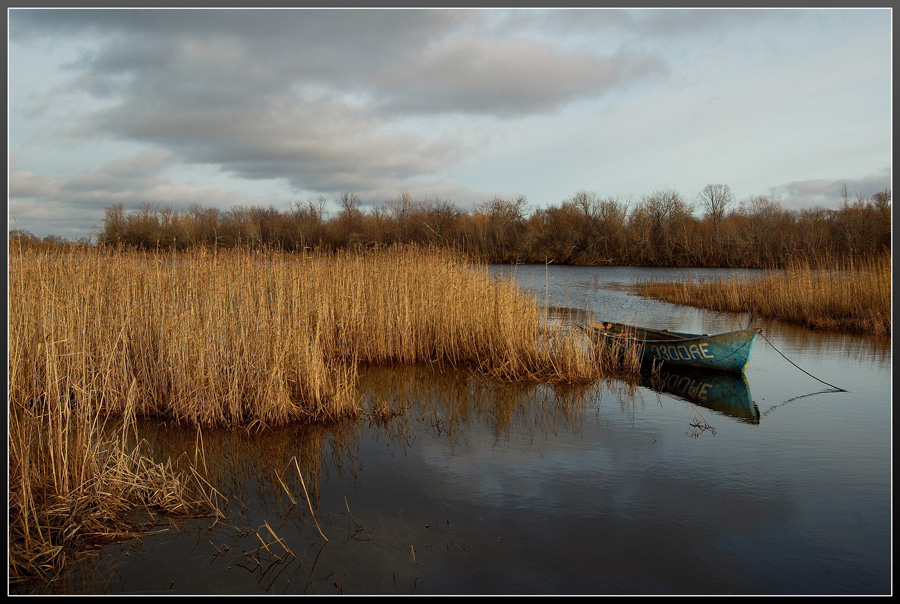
358,355,888,589
392,405,795,595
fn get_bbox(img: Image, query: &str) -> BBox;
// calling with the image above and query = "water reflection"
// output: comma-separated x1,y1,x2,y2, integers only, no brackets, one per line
132,418,364,511
749,316,891,368
25,364,626,595
356,364,606,444
547,303,762,425
641,364,759,425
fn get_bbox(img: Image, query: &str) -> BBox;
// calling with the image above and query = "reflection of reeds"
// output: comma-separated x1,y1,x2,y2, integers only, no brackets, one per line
636,255,890,337
131,419,362,514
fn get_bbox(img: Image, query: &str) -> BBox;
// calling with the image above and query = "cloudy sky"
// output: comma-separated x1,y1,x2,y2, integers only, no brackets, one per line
8,8,892,240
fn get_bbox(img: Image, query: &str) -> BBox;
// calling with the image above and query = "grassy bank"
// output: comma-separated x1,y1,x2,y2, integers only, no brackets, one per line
636,255,891,337
8,244,638,582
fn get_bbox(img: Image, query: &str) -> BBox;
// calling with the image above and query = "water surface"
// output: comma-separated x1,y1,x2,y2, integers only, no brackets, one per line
18,265,892,595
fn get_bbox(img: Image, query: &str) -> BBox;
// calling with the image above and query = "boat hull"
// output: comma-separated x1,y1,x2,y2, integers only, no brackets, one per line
588,322,762,373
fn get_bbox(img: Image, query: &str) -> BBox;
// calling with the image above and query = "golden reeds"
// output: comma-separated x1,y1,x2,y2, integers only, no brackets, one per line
8,243,639,582
9,245,631,427
636,255,891,337
7,401,217,582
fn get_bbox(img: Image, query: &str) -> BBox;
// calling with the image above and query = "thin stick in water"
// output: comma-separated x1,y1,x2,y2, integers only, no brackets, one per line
292,457,328,542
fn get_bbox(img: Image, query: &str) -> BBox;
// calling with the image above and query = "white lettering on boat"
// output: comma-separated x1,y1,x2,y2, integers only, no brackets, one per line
649,342,714,362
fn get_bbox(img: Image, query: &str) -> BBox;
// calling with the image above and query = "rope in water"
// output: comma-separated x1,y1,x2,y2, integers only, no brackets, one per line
758,331,847,392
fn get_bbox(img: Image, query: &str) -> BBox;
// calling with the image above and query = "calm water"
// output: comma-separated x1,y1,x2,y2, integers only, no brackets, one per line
19,265,892,596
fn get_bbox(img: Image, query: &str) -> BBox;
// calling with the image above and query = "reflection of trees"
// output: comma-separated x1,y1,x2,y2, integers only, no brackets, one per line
752,318,891,368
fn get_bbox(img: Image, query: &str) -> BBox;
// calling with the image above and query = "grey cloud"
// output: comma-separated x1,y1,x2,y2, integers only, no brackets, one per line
9,154,286,238
10,149,172,198
15,9,663,120
14,9,474,93
88,97,466,195
10,153,226,207
372,35,666,117
509,8,779,40
8,166,63,200
769,169,892,210
10,8,469,44
104,149,171,176
13,9,544,200
10,8,676,211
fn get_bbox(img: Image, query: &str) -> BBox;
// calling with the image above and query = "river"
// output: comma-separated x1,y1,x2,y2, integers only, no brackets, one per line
17,264,892,595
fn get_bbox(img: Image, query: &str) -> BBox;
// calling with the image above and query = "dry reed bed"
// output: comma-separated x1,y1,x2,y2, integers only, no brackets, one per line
9,245,631,428
8,402,217,583
9,245,637,582
636,256,891,337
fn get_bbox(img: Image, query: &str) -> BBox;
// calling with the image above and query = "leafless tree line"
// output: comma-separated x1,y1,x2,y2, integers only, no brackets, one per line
12,185,891,267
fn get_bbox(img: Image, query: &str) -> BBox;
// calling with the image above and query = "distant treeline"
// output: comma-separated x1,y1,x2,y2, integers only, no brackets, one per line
12,185,892,267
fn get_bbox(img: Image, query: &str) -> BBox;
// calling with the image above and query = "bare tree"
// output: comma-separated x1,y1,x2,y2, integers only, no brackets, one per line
872,188,891,212
632,188,694,265
839,182,850,209
335,192,364,247
698,183,734,225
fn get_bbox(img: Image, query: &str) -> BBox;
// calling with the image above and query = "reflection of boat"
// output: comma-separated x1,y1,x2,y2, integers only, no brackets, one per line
586,321,762,373
641,365,759,424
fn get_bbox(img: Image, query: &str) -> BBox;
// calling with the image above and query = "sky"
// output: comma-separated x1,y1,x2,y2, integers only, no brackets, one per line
7,7,893,241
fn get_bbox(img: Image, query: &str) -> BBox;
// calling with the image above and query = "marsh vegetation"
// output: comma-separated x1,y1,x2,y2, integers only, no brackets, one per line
636,255,891,337
7,181,892,587
7,244,641,583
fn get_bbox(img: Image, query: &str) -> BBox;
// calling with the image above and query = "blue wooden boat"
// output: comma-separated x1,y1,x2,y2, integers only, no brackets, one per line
587,321,762,373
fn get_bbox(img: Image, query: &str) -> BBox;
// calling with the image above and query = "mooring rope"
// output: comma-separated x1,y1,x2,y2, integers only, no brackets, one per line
758,331,847,392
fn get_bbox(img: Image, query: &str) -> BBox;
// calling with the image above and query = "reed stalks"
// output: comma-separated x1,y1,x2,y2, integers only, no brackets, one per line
636,255,891,337
8,243,639,582
7,400,217,583
9,244,634,427
9,244,225,583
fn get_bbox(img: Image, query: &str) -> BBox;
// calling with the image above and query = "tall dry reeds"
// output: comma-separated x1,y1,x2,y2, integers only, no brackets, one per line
9,244,639,581
637,255,891,337
10,245,632,428
8,242,224,583
8,381,218,583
